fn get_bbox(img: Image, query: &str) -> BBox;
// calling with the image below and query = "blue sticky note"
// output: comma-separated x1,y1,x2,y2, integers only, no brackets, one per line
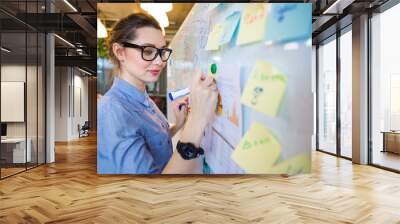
219,11,241,45
265,3,312,43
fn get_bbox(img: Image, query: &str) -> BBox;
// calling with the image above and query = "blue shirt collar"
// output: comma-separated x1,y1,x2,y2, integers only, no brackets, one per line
112,77,150,107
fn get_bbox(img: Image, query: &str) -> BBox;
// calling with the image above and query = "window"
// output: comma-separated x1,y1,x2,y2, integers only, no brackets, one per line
371,2,400,171
339,28,352,158
317,36,337,154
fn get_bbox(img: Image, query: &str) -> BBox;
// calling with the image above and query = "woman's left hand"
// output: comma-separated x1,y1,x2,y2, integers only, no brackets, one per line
172,96,189,131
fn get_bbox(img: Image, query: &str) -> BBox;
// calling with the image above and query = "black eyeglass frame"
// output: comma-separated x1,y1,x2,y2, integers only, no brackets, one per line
121,42,173,62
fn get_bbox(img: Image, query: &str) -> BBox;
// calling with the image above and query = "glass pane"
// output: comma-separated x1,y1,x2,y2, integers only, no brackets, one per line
340,29,352,158
371,4,400,171
1,27,27,177
318,37,337,154
27,31,38,169
38,32,45,165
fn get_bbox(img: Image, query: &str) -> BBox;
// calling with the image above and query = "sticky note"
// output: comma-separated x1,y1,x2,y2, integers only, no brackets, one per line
205,23,224,51
236,3,268,45
231,122,281,173
241,60,287,117
268,153,311,175
220,11,241,45
265,3,312,43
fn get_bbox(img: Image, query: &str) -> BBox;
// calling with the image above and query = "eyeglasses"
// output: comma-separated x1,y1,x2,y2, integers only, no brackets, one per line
121,42,173,62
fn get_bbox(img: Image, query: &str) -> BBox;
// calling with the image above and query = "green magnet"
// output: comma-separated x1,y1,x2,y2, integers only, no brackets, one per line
210,63,217,74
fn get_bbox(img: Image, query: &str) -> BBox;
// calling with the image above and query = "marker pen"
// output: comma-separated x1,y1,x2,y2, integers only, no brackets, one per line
168,87,190,101
168,87,190,111
168,63,218,110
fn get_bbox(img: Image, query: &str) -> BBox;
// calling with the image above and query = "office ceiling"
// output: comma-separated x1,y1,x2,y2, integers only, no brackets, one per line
0,0,97,74
311,0,389,44
0,1,394,74
97,3,194,43
97,1,390,45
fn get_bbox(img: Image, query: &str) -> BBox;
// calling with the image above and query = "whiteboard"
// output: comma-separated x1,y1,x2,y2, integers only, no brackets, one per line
1,82,25,122
168,3,313,174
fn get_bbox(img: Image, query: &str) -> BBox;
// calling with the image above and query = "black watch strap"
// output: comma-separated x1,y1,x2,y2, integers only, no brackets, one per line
177,141,204,160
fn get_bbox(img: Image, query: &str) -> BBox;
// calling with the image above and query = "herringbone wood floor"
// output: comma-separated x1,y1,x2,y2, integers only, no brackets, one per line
0,135,400,224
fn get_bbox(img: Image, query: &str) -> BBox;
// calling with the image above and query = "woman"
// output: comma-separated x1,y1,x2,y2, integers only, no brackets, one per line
97,13,218,174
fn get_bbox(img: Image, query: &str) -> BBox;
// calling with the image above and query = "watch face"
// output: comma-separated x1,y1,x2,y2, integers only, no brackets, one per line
185,147,195,158
178,141,199,160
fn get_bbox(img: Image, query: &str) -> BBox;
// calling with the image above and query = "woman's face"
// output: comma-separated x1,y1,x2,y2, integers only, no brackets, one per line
117,27,167,84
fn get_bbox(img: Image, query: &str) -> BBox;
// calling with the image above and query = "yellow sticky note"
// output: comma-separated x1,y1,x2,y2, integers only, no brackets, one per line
236,3,268,45
231,122,281,173
268,154,311,175
205,23,224,51
241,60,287,117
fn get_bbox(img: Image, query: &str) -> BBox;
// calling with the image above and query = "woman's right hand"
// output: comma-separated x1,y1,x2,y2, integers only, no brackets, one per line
187,69,218,131
165,69,218,173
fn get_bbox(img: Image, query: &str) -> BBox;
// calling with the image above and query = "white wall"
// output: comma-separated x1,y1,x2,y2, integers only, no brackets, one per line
1,65,37,138
54,67,89,141
55,66,69,141
1,64,46,164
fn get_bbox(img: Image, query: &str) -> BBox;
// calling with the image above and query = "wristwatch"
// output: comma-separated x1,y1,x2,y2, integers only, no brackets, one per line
177,141,204,160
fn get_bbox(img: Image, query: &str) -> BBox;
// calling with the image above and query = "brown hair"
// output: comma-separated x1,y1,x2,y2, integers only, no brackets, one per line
107,13,162,68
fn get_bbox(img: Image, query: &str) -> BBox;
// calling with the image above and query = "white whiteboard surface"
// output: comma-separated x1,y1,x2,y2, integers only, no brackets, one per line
168,3,313,174
1,82,25,122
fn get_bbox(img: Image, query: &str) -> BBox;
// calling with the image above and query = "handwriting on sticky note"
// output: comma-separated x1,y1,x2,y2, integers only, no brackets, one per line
231,122,281,173
242,137,269,150
241,60,287,117
205,23,224,51
265,4,311,43
274,4,297,22
268,153,311,175
236,3,268,45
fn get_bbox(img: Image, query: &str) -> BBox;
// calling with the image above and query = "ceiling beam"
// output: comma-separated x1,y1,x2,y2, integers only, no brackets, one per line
67,13,96,38
323,0,356,14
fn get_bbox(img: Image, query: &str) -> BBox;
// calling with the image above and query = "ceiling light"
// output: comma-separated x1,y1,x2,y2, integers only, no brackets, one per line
153,12,169,28
97,18,108,38
1,47,11,53
140,3,172,29
140,3,172,13
63,0,78,12
78,67,93,76
54,34,75,48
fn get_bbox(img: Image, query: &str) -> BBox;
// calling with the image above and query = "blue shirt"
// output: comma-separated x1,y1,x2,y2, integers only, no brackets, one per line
97,77,172,174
